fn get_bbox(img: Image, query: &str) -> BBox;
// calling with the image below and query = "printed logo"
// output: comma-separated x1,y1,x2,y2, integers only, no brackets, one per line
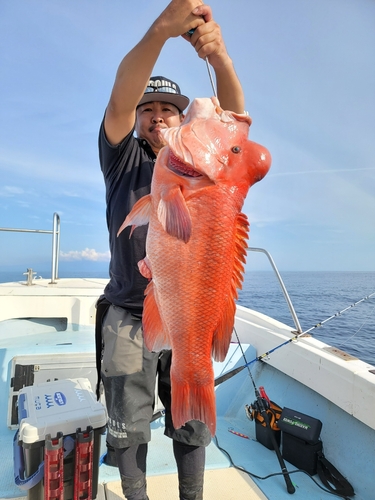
148,78,177,90
45,394,54,409
282,417,311,430
75,389,86,403
54,391,67,406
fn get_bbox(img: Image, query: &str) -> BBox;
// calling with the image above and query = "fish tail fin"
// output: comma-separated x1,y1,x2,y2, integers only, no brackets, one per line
171,376,216,437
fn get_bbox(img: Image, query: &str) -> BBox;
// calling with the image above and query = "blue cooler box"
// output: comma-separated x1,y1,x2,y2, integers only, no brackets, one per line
15,378,107,499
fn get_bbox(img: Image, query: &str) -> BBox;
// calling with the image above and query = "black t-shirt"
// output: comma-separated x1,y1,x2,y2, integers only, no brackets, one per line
98,120,156,314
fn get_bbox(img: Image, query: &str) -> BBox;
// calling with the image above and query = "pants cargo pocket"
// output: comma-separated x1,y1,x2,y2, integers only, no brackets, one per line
102,305,144,376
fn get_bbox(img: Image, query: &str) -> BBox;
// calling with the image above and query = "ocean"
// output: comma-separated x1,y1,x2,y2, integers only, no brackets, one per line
237,271,375,366
0,270,374,366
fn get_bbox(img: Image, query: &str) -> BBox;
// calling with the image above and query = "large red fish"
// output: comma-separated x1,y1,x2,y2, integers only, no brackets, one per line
119,97,271,436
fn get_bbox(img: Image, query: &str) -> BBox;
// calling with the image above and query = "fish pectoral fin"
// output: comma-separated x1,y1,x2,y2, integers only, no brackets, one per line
138,257,152,280
212,212,249,362
117,194,152,237
142,281,171,351
157,186,192,243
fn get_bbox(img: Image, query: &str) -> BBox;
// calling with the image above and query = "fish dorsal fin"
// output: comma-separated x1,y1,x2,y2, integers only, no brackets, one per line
142,280,171,352
117,194,152,237
157,185,192,243
211,212,249,362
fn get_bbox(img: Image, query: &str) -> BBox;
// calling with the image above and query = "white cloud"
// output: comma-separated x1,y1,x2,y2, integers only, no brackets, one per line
0,185,24,197
60,248,110,262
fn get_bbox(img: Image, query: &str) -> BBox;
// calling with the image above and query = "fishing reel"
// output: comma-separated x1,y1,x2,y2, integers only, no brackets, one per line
245,397,271,422
245,385,271,421
245,387,282,432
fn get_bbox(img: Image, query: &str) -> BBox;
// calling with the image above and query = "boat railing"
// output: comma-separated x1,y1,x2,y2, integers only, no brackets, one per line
247,247,303,333
0,212,60,284
0,215,302,330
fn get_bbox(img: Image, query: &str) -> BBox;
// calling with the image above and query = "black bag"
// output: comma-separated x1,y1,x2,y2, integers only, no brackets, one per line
246,399,282,450
281,431,322,475
278,407,322,443
279,407,322,474
278,407,355,497
246,399,282,431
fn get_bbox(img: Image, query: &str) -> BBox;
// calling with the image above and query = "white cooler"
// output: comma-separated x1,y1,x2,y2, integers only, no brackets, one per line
15,378,107,499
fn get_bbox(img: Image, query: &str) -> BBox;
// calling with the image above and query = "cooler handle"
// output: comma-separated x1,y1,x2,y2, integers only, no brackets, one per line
13,430,75,490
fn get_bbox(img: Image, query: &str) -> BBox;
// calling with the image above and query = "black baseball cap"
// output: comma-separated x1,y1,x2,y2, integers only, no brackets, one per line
138,76,190,112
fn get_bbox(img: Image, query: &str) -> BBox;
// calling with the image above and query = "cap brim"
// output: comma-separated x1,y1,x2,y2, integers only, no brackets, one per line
138,92,190,112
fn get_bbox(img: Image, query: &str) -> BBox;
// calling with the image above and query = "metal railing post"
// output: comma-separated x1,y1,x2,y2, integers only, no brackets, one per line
0,213,60,284
50,213,60,284
247,247,303,333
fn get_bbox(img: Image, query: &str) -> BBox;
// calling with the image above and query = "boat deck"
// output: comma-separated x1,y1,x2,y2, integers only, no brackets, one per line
8,469,265,500
101,468,266,500
1,278,374,499
3,390,356,500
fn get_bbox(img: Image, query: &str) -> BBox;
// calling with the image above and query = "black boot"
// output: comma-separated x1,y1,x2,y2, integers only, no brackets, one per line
115,444,148,500
178,472,204,500
120,473,149,500
173,440,205,500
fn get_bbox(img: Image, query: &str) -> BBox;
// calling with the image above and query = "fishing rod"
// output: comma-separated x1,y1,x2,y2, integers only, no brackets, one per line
233,328,295,494
215,291,375,387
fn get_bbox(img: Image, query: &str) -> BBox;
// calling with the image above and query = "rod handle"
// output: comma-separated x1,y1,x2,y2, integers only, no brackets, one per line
260,402,295,494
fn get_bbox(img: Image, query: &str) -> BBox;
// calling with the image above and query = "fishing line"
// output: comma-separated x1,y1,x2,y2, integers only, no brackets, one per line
233,326,254,380
204,58,217,98
302,291,375,336
338,301,375,349
215,291,375,387
233,327,296,494
186,28,217,97
245,291,375,367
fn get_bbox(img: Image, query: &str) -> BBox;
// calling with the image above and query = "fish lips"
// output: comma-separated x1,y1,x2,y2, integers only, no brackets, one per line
167,151,203,178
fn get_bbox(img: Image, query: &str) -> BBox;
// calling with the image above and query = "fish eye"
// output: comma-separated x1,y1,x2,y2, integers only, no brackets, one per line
231,146,241,154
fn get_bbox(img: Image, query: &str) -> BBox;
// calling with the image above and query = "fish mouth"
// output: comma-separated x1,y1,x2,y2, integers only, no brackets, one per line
168,151,202,178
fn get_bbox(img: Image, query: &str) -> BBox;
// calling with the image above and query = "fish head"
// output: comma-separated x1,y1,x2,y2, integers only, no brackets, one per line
161,97,271,197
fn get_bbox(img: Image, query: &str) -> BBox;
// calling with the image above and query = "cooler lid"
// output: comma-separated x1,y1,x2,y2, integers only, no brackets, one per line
18,378,107,444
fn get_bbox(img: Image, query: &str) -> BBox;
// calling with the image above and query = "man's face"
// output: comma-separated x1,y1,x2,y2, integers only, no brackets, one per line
135,101,184,154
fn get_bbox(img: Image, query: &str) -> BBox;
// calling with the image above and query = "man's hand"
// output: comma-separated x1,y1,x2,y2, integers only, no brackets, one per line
182,5,231,70
153,0,205,41
182,4,245,114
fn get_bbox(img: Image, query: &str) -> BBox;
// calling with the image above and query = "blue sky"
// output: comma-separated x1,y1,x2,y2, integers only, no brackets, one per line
1,0,374,274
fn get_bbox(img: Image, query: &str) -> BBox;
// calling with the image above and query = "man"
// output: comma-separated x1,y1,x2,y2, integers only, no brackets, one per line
97,1,245,499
